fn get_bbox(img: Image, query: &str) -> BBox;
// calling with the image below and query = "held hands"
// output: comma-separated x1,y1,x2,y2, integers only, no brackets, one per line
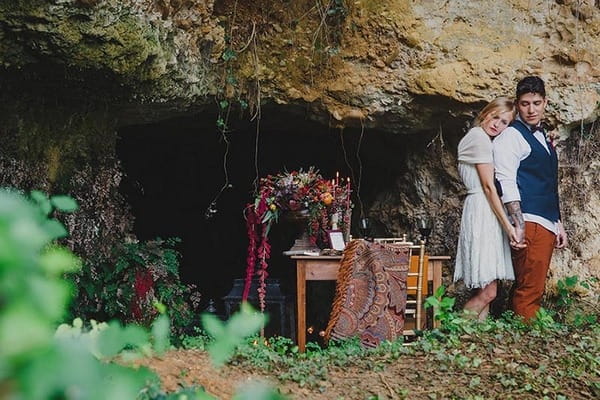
555,221,568,249
508,225,527,250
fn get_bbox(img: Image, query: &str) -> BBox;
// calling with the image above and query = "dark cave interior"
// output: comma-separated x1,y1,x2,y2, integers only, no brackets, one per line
116,106,434,337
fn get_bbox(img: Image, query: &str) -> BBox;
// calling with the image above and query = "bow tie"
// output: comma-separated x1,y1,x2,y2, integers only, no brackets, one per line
529,125,545,136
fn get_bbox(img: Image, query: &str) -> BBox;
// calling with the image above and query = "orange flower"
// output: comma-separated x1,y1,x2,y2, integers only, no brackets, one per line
320,192,333,206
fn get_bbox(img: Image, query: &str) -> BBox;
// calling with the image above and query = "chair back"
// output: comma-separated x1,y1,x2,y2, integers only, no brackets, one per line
374,237,427,336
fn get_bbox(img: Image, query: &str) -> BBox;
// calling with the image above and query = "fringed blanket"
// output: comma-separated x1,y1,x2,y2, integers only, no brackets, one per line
324,239,410,348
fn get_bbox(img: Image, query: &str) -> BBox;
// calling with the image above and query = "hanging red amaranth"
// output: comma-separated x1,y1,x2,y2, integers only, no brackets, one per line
243,205,258,301
131,269,153,321
256,231,271,312
242,195,270,308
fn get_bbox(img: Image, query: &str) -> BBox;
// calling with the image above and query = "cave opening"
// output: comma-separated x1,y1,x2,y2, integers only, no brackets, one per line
116,106,431,336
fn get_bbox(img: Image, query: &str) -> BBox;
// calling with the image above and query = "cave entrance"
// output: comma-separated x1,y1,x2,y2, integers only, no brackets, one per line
116,106,420,336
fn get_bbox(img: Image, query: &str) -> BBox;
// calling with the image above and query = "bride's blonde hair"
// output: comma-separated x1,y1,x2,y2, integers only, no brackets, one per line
473,97,516,127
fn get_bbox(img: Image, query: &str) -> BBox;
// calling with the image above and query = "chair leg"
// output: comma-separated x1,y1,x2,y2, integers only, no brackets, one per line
415,241,425,330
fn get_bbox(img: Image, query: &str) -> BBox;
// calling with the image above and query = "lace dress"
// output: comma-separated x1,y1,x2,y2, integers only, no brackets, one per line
454,127,514,288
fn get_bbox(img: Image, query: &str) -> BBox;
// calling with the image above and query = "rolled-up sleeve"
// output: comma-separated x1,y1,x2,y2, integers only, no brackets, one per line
492,128,529,203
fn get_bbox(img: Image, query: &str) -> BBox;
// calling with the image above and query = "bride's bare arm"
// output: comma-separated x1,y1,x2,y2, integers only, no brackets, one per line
475,163,520,244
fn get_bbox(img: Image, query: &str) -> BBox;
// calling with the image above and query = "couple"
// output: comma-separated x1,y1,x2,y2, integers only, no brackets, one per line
454,76,568,322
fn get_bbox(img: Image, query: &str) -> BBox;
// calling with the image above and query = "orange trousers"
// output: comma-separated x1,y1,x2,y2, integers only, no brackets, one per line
511,221,556,321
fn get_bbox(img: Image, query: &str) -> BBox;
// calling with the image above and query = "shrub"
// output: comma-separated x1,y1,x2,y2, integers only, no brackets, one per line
71,237,201,335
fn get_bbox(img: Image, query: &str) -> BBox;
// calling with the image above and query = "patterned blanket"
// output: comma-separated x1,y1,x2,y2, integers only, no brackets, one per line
324,239,410,347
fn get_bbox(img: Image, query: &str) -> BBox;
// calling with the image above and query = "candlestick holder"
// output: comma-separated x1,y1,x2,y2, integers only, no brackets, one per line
359,216,372,240
417,215,433,243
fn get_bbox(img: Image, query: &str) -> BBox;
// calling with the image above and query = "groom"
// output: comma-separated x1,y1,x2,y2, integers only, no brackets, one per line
493,76,568,321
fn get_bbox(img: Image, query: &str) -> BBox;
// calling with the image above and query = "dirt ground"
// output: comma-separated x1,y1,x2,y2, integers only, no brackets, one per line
138,348,431,399
137,328,599,400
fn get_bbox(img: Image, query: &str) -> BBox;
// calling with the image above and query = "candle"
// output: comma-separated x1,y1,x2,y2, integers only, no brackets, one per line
336,171,340,186
346,177,351,210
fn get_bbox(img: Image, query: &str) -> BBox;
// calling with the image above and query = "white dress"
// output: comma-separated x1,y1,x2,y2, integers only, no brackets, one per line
454,127,514,288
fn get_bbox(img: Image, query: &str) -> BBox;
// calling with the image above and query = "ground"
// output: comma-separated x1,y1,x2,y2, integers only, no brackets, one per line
137,322,599,400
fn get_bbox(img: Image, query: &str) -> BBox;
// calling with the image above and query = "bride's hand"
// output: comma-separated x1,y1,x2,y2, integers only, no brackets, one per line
508,225,526,249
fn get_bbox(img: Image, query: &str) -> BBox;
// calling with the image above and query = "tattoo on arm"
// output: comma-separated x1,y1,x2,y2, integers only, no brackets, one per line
505,201,525,229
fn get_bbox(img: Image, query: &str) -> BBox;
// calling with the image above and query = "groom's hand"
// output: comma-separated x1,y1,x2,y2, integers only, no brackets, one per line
506,201,527,250
510,226,527,250
556,221,568,249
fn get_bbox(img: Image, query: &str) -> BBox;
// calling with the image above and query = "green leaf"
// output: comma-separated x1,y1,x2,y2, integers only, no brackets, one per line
440,297,455,308
222,48,237,61
154,301,167,315
39,247,80,275
219,100,229,109
207,336,236,366
469,376,480,388
28,276,70,321
434,285,446,298
565,276,578,287
151,314,170,355
424,296,439,308
204,303,267,367
50,195,78,212
98,322,149,358
261,210,273,224
201,313,226,338
226,74,238,85
227,307,267,338
233,381,288,400
30,190,51,215
42,219,68,239
0,305,52,358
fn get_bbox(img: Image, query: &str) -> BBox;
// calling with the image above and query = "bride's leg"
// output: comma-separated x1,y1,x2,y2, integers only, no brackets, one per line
478,304,490,321
464,281,497,316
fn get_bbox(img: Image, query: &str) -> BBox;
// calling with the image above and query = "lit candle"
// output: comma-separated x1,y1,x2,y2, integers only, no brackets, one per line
336,171,340,186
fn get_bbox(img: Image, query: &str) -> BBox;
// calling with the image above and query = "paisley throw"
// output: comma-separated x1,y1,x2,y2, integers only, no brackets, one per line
324,239,410,348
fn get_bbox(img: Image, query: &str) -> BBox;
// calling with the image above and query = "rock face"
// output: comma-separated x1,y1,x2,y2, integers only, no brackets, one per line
0,0,598,291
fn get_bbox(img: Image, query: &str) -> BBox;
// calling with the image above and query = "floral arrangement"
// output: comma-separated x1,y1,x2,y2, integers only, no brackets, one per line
243,167,352,311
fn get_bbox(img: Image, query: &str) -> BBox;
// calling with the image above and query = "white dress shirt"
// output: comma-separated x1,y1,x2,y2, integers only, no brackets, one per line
492,116,558,234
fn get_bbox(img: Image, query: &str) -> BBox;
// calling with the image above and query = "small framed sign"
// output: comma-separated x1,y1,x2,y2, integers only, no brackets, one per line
327,230,346,251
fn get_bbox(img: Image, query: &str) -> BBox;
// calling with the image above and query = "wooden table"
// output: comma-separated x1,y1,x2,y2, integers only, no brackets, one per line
290,254,451,352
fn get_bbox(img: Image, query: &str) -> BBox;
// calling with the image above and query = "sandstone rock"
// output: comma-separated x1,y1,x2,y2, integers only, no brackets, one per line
0,0,598,292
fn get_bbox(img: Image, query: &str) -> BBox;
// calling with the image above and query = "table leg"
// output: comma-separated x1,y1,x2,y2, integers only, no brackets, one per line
296,260,307,353
432,260,442,329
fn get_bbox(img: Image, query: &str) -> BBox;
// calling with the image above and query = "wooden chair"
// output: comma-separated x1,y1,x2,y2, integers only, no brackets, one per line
373,237,428,336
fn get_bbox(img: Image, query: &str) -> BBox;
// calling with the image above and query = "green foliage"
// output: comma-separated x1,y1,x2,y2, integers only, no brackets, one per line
0,188,156,399
232,382,287,400
71,237,201,336
546,275,599,327
424,285,458,328
221,48,237,61
229,306,598,398
202,302,267,367
179,326,211,350
2,189,286,400
139,383,217,400
29,190,80,239
556,275,582,307
231,334,411,389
